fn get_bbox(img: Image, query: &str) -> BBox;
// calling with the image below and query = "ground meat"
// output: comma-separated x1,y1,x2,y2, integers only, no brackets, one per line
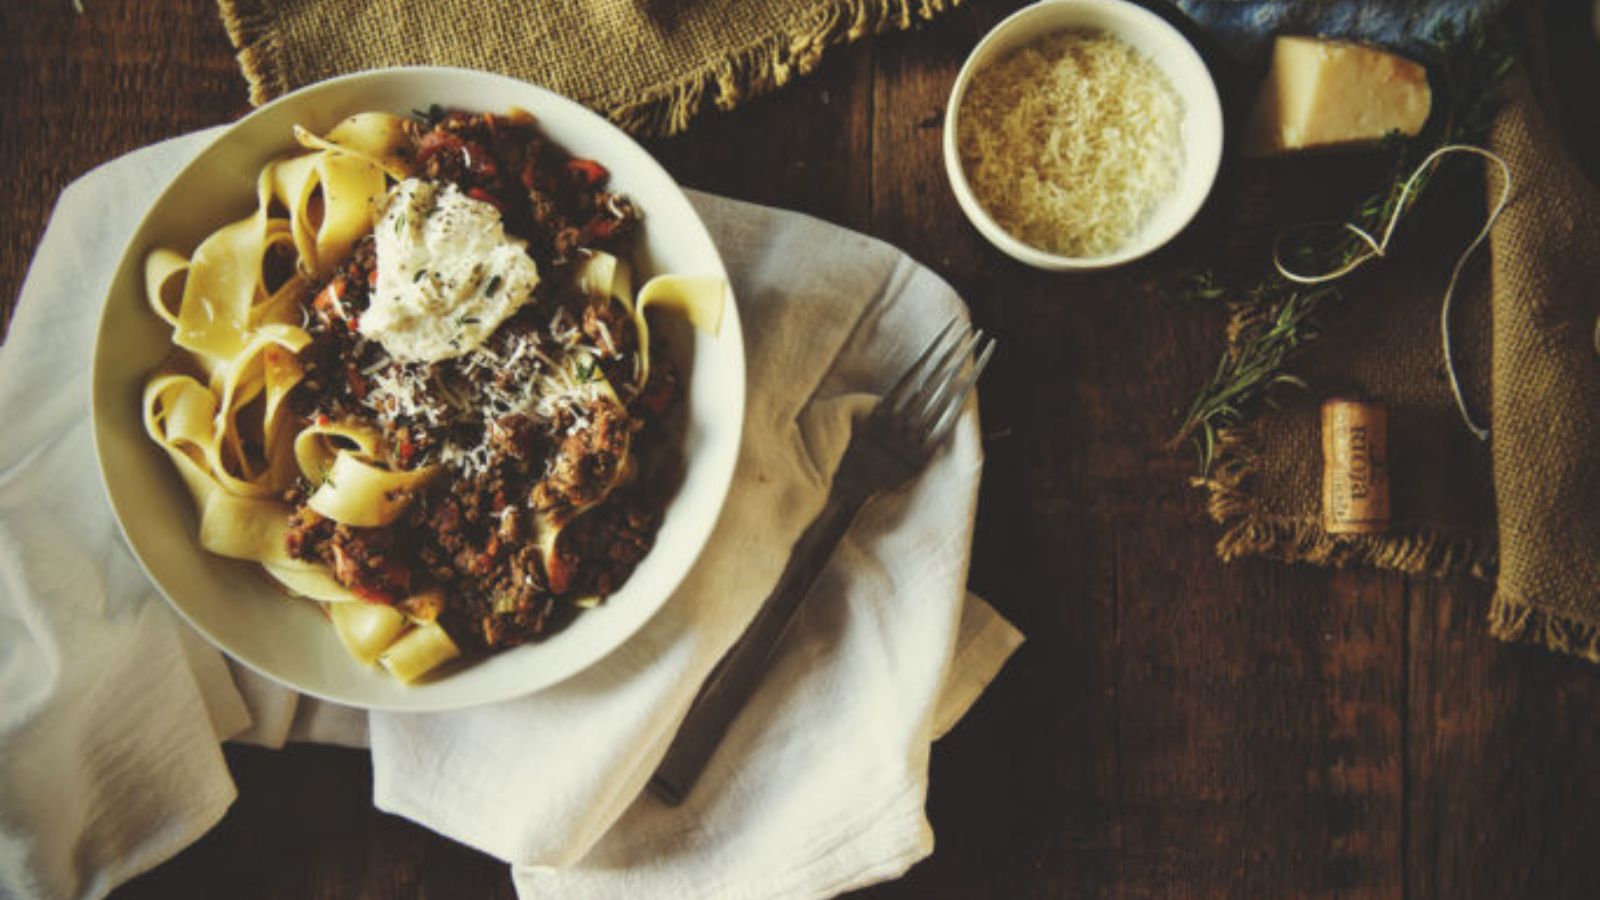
291,236,384,427
281,108,673,655
583,292,637,359
532,400,629,512
488,415,540,462
286,512,414,604
284,506,331,561
409,110,635,265
549,496,662,597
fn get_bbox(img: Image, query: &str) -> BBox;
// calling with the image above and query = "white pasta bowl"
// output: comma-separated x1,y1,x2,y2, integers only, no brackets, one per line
943,0,1223,270
91,68,745,711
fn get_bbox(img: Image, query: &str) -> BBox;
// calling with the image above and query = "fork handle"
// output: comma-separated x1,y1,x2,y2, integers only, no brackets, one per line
649,485,867,805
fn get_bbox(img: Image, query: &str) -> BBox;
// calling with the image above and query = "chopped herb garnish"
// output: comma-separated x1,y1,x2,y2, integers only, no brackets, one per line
575,358,597,382
485,275,503,297
394,212,407,236
410,103,446,125
455,314,481,327
413,269,428,283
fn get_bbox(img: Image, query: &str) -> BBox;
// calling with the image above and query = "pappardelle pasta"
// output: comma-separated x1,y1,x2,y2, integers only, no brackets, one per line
143,107,724,683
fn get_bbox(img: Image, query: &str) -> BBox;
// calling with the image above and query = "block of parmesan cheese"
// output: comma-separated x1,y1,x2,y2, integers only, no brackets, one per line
1242,36,1432,156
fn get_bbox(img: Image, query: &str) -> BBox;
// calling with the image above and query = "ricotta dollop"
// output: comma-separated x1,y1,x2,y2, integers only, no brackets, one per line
360,178,539,362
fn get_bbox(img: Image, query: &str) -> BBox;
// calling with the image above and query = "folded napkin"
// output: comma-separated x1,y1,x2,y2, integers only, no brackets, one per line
0,129,1021,899
218,0,962,135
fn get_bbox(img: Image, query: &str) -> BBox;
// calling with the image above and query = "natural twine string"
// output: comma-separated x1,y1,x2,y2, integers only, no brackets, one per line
1273,144,1514,442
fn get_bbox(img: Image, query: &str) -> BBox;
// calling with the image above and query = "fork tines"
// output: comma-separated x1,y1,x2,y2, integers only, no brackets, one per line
880,317,995,450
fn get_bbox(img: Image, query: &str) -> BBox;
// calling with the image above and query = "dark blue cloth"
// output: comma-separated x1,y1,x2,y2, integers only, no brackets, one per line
1170,0,1506,60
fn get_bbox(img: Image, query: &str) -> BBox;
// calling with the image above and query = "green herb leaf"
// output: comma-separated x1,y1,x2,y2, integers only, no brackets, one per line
485,275,503,297
411,103,447,125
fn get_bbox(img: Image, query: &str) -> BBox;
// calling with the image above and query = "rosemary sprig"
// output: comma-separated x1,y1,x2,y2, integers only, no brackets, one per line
1172,21,1513,472
1178,282,1323,467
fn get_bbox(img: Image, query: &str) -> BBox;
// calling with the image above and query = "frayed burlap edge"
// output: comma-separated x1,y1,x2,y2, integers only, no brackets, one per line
216,0,289,108
607,0,963,136
1194,421,1496,580
216,0,963,137
1488,593,1600,664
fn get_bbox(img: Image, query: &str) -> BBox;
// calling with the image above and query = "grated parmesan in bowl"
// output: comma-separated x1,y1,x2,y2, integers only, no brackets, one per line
943,0,1223,271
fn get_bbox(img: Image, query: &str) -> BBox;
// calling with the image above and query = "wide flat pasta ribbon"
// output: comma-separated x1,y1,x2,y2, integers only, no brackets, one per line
270,150,388,278
264,564,363,604
292,420,385,485
306,451,439,528
295,112,414,180
143,374,225,507
576,250,727,392
204,324,313,498
171,172,275,369
197,491,312,570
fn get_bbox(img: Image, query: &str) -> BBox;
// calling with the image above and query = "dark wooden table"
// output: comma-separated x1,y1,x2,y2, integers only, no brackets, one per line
5,1,1600,897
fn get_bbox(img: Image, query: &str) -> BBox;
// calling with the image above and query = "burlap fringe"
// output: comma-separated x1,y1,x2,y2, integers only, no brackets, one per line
216,0,288,107
216,0,961,137
609,0,961,136
1195,415,1496,582
1488,593,1600,664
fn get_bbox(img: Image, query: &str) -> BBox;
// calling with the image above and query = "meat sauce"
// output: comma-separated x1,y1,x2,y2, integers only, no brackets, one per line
283,109,682,653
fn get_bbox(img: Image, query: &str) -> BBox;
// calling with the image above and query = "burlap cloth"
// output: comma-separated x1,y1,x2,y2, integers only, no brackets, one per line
1201,72,1600,663
216,0,961,135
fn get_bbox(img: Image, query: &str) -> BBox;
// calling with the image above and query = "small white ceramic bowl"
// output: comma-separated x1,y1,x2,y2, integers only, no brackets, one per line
91,68,745,711
943,0,1224,270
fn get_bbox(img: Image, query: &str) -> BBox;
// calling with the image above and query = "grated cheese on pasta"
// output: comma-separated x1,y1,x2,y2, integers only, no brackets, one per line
957,29,1183,257
357,304,611,480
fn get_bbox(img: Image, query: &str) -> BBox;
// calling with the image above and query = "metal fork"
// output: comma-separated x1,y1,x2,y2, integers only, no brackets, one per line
649,317,996,805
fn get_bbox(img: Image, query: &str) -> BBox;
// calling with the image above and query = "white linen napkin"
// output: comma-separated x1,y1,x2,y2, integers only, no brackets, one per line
0,128,1022,900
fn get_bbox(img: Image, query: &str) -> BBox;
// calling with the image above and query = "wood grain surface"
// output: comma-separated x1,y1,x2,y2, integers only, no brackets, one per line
4,1,1600,898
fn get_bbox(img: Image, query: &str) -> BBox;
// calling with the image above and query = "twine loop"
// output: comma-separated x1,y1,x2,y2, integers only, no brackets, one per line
1271,144,1514,443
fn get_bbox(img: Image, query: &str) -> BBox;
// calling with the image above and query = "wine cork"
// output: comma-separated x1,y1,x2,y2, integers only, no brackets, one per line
1321,398,1389,534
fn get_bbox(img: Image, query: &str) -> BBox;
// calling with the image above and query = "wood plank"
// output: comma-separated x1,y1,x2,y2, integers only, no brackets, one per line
645,40,873,232
1405,578,1600,900
855,5,1120,897
118,745,515,900
1104,560,1405,900
0,0,248,339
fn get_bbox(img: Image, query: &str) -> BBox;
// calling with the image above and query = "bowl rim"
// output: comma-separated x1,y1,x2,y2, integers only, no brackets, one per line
942,0,1224,271
90,65,746,711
